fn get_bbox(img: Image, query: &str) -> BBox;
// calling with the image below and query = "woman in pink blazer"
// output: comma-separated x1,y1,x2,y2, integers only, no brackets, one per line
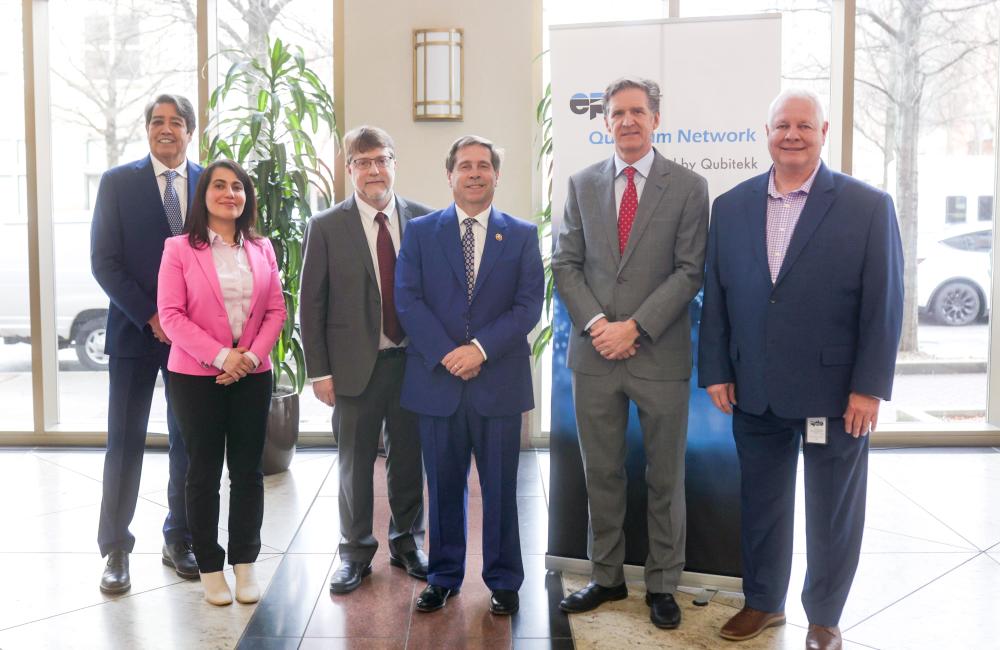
157,159,286,606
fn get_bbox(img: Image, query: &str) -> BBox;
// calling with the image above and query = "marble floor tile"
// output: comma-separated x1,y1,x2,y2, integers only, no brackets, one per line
512,554,571,640
537,452,551,506
236,636,303,650
32,449,174,497
518,496,549,556
0,453,103,518
0,555,281,650
243,553,335,640
517,451,545,497
513,639,575,650
287,496,341,554
298,638,406,649
845,553,1000,650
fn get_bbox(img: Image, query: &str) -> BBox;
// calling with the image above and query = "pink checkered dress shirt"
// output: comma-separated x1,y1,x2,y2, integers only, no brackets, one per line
766,164,820,283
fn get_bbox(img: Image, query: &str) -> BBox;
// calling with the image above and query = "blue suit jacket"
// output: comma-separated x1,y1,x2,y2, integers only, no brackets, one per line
698,162,904,418
91,155,203,358
395,204,544,418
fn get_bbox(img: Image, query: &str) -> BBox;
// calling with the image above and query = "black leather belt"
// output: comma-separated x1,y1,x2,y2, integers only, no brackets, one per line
377,347,406,359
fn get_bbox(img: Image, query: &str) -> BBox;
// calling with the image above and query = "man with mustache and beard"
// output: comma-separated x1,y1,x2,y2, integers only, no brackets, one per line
301,126,433,594
553,77,709,630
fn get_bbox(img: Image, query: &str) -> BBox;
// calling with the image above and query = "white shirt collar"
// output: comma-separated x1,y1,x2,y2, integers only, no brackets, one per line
456,204,491,229
613,147,655,179
355,192,397,225
151,155,188,179
207,228,241,248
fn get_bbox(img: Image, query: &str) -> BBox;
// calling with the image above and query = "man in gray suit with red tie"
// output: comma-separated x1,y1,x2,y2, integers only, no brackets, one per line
300,126,432,593
553,77,709,630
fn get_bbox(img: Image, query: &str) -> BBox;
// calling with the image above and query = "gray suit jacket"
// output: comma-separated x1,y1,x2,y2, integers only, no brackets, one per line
300,194,433,396
552,149,709,381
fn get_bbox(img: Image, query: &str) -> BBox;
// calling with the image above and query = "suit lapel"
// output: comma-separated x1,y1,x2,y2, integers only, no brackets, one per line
746,172,771,285
471,208,507,303
138,156,171,239
342,196,378,286
620,152,670,271
244,239,272,317
774,163,837,287
436,204,468,291
193,241,228,313
596,158,621,267
185,161,200,211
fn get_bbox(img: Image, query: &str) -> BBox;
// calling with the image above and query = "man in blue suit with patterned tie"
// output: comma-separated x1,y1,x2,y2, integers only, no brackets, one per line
698,89,903,650
91,94,203,593
395,135,544,616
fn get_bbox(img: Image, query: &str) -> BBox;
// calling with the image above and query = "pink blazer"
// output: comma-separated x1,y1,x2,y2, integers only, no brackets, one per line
157,234,287,376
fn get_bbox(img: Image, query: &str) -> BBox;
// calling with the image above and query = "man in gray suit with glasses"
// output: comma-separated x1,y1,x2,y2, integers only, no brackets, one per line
552,77,709,630
301,126,432,593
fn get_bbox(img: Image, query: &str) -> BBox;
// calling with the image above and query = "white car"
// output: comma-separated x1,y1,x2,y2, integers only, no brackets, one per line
917,226,992,326
0,212,110,370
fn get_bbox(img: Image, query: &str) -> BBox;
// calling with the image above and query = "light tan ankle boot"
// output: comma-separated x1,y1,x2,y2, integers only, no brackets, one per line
234,563,260,604
201,570,232,606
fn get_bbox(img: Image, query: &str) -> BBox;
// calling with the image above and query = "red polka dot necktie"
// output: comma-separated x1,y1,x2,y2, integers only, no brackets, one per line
618,166,637,254
374,212,404,344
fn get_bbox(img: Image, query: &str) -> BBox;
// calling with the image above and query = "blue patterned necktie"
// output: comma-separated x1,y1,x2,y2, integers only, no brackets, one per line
462,217,476,342
163,169,183,236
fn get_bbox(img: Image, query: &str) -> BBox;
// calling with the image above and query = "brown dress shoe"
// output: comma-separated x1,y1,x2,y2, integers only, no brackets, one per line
806,624,842,650
719,606,786,641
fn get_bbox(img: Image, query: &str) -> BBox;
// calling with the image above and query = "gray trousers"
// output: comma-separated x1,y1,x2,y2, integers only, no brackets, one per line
573,365,688,592
334,353,424,562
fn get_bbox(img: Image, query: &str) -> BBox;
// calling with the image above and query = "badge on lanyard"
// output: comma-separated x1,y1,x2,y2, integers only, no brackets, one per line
805,417,828,445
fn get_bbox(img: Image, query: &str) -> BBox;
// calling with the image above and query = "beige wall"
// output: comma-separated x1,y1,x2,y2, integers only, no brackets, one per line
343,0,540,221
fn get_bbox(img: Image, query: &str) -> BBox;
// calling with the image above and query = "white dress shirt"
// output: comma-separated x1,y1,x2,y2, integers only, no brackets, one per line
206,229,259,370
456,204,491,360
150,155,189,221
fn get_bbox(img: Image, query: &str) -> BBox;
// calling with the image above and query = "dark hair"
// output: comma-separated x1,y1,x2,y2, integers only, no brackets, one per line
144,94,196,134
445,135,502,173
344,125,396,162
602,77,661,115
184,160,260,248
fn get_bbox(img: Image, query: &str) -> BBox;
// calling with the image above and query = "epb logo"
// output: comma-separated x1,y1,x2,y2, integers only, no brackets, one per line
569,92,604,120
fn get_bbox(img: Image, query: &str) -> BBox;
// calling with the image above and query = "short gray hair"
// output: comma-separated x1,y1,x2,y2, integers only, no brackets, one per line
767,88,826,126
144,94,196,134
343,125,396,162
603,77,661,115
445,135,502,173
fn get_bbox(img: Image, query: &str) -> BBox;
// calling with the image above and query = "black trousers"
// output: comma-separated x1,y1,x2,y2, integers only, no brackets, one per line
167,370,272,572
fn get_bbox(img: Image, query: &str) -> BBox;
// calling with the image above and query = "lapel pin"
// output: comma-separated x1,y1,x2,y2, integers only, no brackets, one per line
495,233,503,241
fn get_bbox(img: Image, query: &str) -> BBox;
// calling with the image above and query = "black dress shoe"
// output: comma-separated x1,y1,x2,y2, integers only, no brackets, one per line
389,549,429,580
646,592,682,629
559,581,628,613
100,550,131,594
162,542,199,580
329,560,373,594
490,589,519,615
415,584,458,612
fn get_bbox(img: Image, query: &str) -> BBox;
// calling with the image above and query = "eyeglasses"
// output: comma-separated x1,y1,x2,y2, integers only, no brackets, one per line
350,155,395,170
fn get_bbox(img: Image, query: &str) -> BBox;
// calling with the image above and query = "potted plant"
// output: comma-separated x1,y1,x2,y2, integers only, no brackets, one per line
203,37,338,474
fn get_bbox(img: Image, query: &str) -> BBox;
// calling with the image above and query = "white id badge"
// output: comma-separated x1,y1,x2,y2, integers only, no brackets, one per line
805,417,828,445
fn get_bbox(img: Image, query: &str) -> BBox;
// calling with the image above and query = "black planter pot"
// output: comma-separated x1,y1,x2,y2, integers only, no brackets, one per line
262,387,299,475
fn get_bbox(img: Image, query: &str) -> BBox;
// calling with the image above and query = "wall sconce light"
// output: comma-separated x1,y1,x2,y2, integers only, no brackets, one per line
413,28,463,121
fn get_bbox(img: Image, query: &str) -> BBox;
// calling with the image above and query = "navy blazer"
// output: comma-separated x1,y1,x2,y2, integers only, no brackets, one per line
91,155,203,358
395,204,544,418
698,162,904,418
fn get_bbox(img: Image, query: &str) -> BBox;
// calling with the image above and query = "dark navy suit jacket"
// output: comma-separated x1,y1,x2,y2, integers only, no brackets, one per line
91,155,203,358
395,204,544,418
698,162,904,418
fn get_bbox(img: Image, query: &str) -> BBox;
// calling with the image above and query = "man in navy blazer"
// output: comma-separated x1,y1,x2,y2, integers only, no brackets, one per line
698,89,903,650
91,94,203,593
395,135,543,616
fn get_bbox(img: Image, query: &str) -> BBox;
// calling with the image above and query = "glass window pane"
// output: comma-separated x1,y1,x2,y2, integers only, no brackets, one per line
0,0,33,430
854,0,999,425
49,0,197,430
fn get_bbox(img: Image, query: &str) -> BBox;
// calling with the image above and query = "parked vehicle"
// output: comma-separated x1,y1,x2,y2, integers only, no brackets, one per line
0,212,109,370
917,225,992,326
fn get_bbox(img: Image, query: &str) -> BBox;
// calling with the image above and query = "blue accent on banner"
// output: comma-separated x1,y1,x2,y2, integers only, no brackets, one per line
547,291,743,577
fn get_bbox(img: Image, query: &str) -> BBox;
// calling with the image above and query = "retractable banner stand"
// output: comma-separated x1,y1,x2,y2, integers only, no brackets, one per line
546,15,781,585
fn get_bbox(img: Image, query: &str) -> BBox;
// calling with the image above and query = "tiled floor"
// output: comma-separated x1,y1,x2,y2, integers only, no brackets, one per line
1,446,999,649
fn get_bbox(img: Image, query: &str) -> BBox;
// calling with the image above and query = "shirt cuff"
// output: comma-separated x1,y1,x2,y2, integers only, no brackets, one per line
213,347,231,370
311,375,333,382
244,351,261,369
470,339,488,361
584,313,606,333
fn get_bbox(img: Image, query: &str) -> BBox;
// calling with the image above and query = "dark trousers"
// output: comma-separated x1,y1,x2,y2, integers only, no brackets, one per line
733,407,869,627
98,350,190,556
334,352,424,563
168,370,272,573
419,390,523,592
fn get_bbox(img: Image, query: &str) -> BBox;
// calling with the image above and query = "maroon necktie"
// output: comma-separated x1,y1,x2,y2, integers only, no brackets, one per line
618,166,638,254
374,212,404,344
